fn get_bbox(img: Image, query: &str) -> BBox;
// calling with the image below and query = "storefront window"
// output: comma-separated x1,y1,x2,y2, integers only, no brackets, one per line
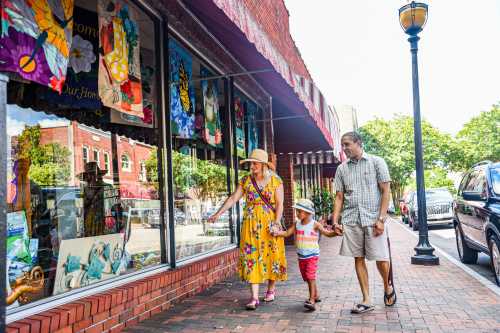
4,0,163,310
169,38,232,260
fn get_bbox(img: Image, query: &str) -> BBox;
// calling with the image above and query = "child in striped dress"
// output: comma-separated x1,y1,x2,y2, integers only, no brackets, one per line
273,198,341,311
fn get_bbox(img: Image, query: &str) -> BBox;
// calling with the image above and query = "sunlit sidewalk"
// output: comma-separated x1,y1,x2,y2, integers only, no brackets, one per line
124,220,500,333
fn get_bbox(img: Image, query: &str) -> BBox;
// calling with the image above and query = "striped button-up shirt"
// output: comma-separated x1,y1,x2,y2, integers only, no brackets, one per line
334,152,391,227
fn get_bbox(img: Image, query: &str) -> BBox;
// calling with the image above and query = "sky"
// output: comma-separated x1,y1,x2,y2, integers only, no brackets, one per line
284,0,500,135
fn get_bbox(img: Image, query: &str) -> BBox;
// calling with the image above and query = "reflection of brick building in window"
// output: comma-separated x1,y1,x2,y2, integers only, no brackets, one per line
38,121,155,199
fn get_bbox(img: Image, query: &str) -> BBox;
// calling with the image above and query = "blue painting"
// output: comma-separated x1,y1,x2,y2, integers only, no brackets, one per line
169,39,195,139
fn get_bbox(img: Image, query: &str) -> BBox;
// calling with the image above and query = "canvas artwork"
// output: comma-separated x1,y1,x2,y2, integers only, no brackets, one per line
53,233,125,295
98,0,143,117
234,95,246,158
246,102,259,154
201,67,222,147
0,0,74,93
44,6,101,109
169,39,195,139
110,49,155,127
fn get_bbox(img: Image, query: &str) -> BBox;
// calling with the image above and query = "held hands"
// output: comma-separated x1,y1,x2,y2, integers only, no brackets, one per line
207,213,220,224
332,223,343,236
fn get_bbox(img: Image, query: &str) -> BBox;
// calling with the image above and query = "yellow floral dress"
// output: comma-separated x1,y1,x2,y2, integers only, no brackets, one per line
238,174,287,283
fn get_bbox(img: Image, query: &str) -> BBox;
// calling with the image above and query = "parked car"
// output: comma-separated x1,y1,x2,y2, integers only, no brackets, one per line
202,208,231,236
453,161,500,286
400,191,414,224
407,188,454,231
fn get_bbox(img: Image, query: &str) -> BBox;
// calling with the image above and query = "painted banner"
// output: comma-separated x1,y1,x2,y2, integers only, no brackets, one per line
169,39,195,139
200,67,222,147
246,102,259,154
98,0,143,117
43,6,101,109
110,48,155,127
234,95,246,158
0,0,74,93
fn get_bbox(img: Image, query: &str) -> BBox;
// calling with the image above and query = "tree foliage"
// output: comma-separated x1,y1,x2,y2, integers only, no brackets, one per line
16,125,71,186
452,105,500,170
145,149,227,200
408,167,456,194
358,115,452,207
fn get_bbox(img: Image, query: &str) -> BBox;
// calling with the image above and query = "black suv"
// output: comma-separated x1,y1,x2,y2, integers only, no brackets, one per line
453,161,500,285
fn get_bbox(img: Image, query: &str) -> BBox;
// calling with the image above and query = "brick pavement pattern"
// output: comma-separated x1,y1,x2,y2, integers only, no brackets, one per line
124,221,500,333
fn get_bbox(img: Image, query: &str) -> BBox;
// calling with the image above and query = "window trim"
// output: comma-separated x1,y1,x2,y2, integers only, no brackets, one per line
82,145,89,165
103,152,110,175
121,153,131,172
93,149,100,167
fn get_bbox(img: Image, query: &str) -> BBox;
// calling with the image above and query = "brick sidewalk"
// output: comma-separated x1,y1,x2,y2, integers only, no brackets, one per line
124,220,500,333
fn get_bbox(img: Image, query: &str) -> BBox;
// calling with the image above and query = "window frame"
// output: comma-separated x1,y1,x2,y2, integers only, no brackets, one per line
82,145,89,165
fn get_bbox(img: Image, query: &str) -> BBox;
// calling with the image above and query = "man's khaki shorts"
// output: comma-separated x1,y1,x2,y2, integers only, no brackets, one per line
339,223,390,261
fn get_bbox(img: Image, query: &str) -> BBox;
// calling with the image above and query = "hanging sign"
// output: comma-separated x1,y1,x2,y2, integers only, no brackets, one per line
169,39,195,139
234,95,246,158
246,102,259,154
0,0,74,93
98,0,143,118
200,66,222,146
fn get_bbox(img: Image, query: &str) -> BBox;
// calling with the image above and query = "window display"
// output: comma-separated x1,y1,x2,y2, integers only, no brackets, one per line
169,39,232,260
4,0,164,310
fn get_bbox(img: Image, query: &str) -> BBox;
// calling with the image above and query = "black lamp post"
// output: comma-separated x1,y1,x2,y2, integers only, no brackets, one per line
399,1,439,265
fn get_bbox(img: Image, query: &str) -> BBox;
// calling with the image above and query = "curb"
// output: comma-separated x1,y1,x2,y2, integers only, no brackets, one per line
392,218,500,297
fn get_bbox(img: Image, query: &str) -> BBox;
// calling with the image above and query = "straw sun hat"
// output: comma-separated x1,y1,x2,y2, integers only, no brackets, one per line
240,149,272,167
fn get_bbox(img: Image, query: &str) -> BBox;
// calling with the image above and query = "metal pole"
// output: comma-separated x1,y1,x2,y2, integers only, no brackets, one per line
408,35,439,265
0,73,8,333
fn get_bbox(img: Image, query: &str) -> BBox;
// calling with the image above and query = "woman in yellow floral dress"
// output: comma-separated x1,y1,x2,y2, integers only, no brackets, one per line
208,149,287,310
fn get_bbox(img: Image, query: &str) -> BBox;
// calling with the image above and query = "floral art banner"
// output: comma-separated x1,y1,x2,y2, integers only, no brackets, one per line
169,39,195,139
0,0,74,93
201,67,222,147
98,0,143,117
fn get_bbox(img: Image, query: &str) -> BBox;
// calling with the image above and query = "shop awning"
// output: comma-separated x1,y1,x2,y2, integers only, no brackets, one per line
182,0,335,153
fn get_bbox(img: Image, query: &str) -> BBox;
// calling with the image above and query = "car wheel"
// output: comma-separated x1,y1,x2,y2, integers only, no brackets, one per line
455,224,478,264
488,234,500,286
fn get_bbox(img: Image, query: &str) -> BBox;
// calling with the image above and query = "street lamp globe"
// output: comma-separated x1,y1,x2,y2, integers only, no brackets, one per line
399,1,428,35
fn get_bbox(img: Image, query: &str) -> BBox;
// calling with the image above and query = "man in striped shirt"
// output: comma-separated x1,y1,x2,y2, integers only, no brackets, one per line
333,132,396,313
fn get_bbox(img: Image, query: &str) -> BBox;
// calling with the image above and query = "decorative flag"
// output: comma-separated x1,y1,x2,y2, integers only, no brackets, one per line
234,95,246,158
43,6,101,109
98,0,143,117
247,102,259,154
0,0,74,93
169,39,195,139
201,66,222,147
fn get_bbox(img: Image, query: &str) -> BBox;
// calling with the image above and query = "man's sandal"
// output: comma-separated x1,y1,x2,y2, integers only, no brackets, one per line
304,297,321,303
304,300,316,311
263,290,275,302
384,288,397,307
245,298,260,310
351,303,374,314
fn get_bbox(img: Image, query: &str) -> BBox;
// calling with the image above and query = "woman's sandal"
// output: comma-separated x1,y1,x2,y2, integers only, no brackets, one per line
351,303,374,314
384,287,397,307
304,300,316,311
245,298,260,310
263,290,275,302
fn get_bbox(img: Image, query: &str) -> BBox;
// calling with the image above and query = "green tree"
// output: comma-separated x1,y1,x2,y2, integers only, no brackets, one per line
192,160,227,201
452,105,500,170
408,167,456,194
359,115,452,208
16,126,71,186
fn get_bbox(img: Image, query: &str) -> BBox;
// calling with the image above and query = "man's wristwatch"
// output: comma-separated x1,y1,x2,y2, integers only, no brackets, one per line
377,216,387,223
